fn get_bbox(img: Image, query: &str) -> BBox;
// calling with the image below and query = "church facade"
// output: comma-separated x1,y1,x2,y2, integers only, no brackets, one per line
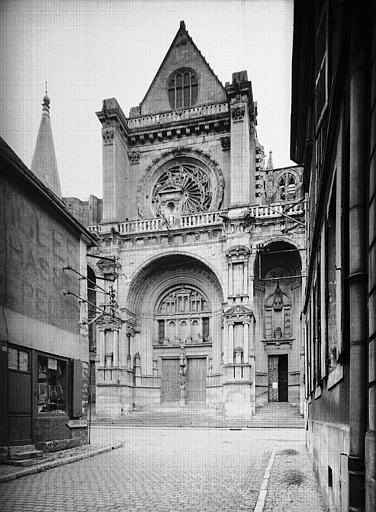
78,22,306,419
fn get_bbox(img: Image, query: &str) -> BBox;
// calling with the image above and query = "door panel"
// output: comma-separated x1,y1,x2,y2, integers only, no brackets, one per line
186,358,206,403
8,370,32,444
278,355,288,402
268,355,279,402
161,359,180,402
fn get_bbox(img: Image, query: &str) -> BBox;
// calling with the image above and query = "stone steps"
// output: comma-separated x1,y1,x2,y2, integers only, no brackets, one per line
93,402,304,428
6,445,44,465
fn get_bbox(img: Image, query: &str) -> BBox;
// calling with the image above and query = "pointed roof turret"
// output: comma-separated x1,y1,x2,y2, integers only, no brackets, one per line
31,86,62,197
266,150,274,170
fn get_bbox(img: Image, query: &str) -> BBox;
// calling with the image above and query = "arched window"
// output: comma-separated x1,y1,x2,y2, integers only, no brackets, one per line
278,173,297,201
168,69,198,110
156,287,211,344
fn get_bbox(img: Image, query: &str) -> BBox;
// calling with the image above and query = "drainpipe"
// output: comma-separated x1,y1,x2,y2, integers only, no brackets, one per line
348,4,369,511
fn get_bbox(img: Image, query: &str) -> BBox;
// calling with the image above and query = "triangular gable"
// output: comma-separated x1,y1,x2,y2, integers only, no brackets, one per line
137,21,226,116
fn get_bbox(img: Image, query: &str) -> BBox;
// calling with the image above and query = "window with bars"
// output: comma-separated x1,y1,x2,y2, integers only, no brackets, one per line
168,69,198,110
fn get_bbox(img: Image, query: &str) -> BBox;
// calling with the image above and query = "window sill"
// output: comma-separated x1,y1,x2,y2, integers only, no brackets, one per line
314,386,322,399
327,364,344,390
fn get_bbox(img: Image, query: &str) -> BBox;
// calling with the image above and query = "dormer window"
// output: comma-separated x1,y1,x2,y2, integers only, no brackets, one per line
168,68,198,110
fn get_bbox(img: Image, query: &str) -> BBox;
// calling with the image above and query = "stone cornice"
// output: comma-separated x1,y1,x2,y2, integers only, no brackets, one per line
96,98,129,137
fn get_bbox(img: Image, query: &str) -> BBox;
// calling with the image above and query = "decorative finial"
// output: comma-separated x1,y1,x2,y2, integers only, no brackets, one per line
180,20,186,30
42,83,50,115
266,150,273,170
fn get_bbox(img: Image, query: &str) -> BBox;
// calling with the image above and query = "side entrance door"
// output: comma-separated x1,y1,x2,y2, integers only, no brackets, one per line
268,354,289,402
268,355,279,402
186,357,206,403
278,354,288,402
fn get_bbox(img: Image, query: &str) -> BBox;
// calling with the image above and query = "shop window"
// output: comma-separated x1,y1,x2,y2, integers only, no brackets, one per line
8,347,30,372
38,356,67,414
168,68,198,110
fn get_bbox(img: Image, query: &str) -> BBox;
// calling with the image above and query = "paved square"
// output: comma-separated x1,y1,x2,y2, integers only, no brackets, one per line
0,428,325,512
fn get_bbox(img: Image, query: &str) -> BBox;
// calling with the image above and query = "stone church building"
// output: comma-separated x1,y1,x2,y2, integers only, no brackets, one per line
66,22,306,419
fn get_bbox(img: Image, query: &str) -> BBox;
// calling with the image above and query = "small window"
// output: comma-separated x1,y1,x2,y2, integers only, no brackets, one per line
38,356,67,414
168,68,198,110
8,347,30,372
278,173,297,201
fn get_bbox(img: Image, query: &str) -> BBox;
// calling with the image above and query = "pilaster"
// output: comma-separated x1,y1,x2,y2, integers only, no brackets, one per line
225,71,257,207
97,98,130,222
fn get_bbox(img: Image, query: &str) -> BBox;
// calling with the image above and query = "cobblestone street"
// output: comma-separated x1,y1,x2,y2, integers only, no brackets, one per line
0,427,326,512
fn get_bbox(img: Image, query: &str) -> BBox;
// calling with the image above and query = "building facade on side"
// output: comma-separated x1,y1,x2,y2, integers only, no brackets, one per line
0,95,96,459
290,1,376,511
69,22,306,420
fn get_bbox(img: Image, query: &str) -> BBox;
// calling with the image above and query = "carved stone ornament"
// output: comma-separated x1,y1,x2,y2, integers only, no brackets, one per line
129,106,141,118
128,151,140,165
220,137,230,151
96,258,120,278
226,245,250,261
224,305,253,322
102,127,115,145
231,106,245,122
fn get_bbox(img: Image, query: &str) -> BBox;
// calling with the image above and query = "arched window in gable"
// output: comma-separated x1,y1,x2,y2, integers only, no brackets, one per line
168,69,198,110
278,172,297,201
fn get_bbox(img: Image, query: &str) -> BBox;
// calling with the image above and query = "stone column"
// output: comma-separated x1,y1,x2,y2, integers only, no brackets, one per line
243,262,248,295
99,329,105,367
243,322,249,363
113,330,119,367
228,323,234,364
126,329,132,370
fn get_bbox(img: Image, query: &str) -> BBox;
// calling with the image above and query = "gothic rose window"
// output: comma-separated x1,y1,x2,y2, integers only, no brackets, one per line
168,69,198,110
152,163,212,215
278,173,297,201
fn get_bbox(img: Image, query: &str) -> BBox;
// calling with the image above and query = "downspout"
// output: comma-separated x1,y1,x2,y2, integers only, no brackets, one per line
365,6,376,512
348,3,369,511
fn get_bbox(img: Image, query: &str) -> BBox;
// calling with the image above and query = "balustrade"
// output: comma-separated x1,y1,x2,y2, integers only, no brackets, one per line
88,202,305,236
127,102,229,129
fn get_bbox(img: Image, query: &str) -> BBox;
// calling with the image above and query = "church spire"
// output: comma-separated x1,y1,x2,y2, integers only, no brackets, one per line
266,150,273,170
31,86,62,197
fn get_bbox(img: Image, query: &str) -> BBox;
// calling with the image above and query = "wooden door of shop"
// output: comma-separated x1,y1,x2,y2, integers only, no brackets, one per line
8,370,32,444
186,358,206,403
161,359,180,403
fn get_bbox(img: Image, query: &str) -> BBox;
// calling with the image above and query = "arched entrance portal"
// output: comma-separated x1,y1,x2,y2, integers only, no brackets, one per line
254,241,303,405
127,255,223,407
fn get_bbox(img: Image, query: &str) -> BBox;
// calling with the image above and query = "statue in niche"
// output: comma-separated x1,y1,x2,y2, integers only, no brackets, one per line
272,281,284,310
264,280,291,340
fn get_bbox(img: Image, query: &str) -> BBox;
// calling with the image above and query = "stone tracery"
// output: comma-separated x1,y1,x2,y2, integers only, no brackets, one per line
152,163,212,215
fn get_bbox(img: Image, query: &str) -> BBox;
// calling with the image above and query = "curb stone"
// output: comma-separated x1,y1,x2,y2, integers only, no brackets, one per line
0,442,122,483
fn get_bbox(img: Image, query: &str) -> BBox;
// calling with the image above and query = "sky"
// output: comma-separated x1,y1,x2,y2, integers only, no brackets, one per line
0,0,294,200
